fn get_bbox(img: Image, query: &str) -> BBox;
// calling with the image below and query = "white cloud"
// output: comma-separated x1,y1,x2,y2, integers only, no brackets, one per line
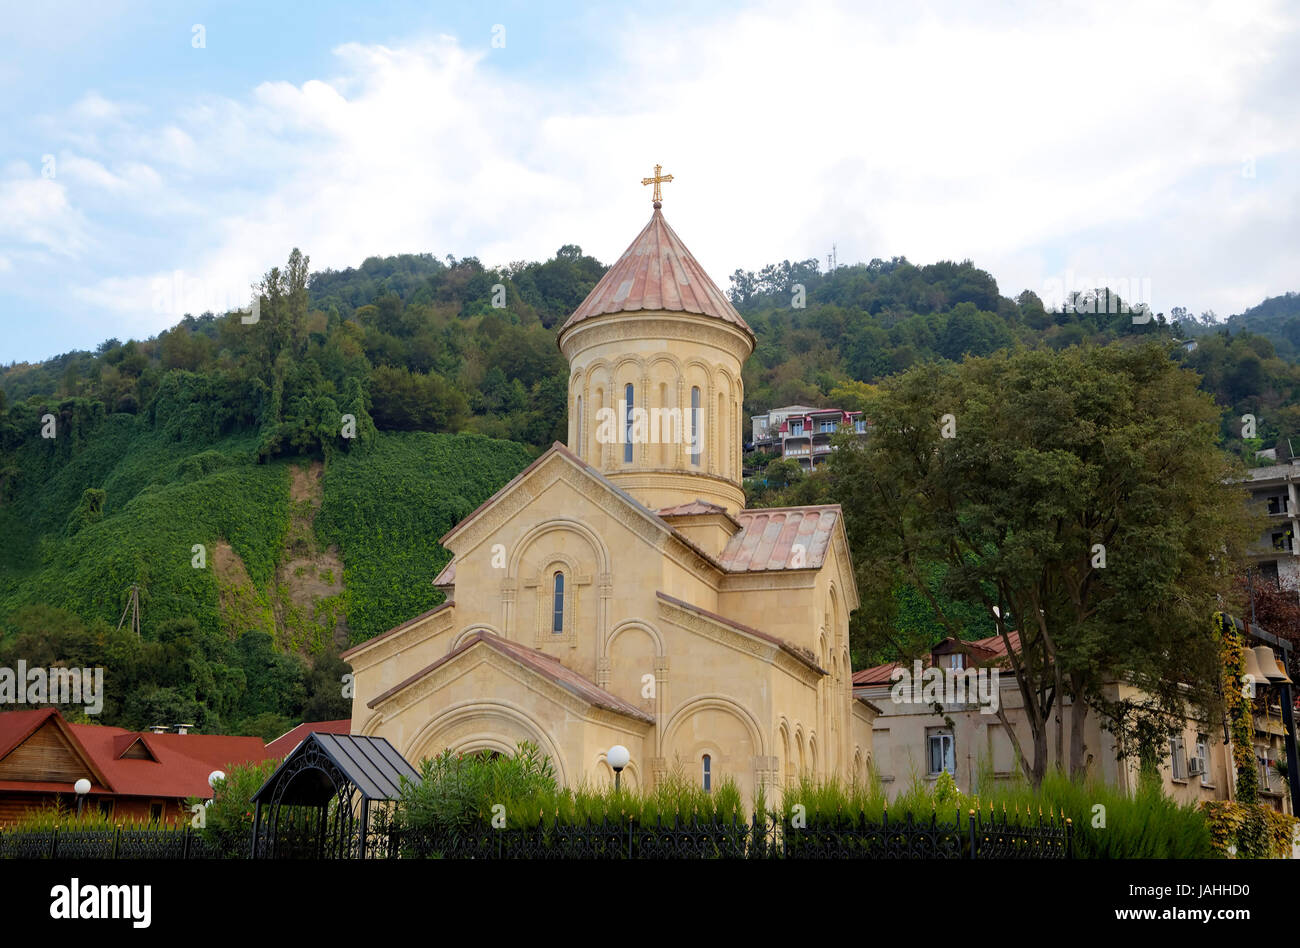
9,0,1299,349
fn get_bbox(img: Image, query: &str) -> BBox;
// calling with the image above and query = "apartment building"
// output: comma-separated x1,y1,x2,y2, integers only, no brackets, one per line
1243,462,1300,591
750,405,867,470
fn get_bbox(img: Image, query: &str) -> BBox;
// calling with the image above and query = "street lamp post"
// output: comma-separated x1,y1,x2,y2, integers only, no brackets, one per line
607,745,630,792
74,778,90,818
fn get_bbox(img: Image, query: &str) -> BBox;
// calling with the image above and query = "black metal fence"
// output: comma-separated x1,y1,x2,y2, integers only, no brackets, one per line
0,809,1070,860
0,824,218,860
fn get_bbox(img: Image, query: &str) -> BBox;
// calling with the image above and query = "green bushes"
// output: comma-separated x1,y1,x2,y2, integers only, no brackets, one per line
1201,801,1298,858
317,431,532,642
196,758,280,858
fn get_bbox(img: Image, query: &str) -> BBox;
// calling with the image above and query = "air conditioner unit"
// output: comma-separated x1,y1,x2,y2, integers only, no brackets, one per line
1188,758,1206,777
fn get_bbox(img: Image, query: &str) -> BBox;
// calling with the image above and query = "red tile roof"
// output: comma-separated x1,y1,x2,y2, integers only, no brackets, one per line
0,709,274,800
367,631,655,724
266,720,352,759
558,208,754,342
718,505,841,572
851,630,1022,685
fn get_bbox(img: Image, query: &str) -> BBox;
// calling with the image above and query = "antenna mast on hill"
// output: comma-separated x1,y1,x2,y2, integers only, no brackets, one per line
116,584,141,638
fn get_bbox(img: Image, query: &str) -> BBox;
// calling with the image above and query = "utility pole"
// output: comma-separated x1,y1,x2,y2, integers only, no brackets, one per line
116,584,141,638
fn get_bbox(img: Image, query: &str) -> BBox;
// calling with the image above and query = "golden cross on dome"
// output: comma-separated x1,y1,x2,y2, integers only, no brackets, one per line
641,163,673,207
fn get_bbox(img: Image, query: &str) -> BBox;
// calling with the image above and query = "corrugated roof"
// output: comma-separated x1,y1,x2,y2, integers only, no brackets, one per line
252,732,418,804
559,208,753,341
718,505,840,572
367,631,655,724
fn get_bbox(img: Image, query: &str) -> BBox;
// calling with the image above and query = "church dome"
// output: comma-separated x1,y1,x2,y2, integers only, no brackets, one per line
557,206,755,343
559,183,754,515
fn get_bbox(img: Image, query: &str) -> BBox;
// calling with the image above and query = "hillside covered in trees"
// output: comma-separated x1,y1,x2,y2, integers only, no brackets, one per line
0,241,1295,729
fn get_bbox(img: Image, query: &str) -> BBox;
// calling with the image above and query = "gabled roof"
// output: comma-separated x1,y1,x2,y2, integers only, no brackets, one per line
340,600,454,660
558,207,753,342
656,592,825,674
266,720,352,759
252,733,418,805
718,505,841,572
367,630,655,724
0,708,274,799
851,630,1023,686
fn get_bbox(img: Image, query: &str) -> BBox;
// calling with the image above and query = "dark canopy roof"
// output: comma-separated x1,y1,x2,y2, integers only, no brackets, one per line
251,732,418,806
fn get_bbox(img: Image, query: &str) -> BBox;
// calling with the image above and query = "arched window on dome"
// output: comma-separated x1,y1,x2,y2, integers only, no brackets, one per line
702,753,712,792
690,386,701,466
552,572,565,634
575,395,583,459
624,383,634,463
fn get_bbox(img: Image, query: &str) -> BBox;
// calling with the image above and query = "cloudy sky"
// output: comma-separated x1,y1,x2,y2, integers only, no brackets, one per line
1,0,1297,363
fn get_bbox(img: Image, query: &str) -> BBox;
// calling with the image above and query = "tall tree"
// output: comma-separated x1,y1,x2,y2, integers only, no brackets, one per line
829,342,1258,786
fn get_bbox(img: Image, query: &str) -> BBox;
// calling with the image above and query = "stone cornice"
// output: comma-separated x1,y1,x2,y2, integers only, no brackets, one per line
560,312,753,364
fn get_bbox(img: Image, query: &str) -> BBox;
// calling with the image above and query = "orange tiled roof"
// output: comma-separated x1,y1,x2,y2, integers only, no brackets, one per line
558,208,753,341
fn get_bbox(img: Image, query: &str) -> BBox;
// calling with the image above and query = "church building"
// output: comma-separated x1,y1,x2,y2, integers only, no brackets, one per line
342,173,876,803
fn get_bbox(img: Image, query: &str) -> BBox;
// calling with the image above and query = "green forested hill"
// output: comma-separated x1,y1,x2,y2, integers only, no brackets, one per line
0,241,1296,732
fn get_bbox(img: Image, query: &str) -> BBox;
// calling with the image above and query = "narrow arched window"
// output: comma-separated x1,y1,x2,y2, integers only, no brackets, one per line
552,572,564,633
702,753,712,792
690,387,701,466
575,395,583,459
624,383,634,463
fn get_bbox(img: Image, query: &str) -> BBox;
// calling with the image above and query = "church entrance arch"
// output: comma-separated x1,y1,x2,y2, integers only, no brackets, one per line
405,700,568,784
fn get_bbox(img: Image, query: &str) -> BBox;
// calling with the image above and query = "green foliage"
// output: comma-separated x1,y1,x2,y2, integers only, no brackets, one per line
1200,800,1297,858
395,741,559,838
316,431,531,642
198,759,280,858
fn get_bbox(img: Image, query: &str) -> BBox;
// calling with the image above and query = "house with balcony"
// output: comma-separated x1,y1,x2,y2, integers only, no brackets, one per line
750,405,867,471
1242,462,1300,591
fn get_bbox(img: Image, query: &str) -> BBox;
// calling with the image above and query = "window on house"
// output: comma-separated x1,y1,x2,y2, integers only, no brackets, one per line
690,387,701,466
1272,530,1293,552
702,754,712,792
624,384,634,463
854,418,866,433
1269,495,1289,515
819,420,836,433
1257,746,1272,790
552,572,564,634
1195,735,1210,786
947,653,965,670
791,420,804,436
927,729,955,775
1169,734,1187,780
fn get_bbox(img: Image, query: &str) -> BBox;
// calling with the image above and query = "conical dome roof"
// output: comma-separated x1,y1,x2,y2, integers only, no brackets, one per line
559,207,754,342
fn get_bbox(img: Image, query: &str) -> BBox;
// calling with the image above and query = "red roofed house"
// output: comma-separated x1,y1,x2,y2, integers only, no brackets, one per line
855,630,1290,816
0,708,275,825
265,720,352,759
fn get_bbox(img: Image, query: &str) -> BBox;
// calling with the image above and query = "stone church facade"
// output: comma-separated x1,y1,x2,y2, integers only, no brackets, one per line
343,197,877,803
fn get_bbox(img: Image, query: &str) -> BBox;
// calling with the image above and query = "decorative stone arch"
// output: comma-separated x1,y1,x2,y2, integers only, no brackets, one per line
777,717,792,788
594,751,642,790
358,711,383,738
662,694,767,759
853,746,864,783
809,732,819,777
794,725,806,775
449,624,503,652
603,618,666,659
406,699,568,785
510,518,611,577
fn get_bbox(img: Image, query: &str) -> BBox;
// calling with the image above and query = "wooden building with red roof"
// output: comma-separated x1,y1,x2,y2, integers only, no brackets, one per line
0,708,275,825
